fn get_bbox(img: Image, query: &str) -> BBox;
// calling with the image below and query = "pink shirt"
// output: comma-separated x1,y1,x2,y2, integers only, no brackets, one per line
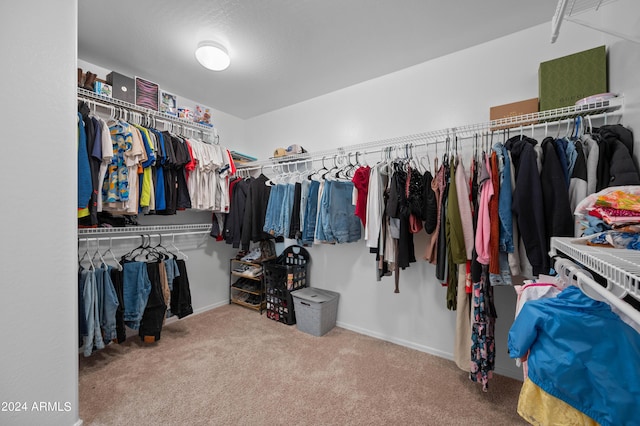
475,155,493,265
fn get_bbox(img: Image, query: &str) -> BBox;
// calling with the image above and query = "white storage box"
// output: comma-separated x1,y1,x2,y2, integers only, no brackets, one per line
291,287,339,336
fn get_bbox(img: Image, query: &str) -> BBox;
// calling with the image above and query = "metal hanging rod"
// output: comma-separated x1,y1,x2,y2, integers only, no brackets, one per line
78,230,212,243
77,223,212,236
237,97,624,171
77,87,216,136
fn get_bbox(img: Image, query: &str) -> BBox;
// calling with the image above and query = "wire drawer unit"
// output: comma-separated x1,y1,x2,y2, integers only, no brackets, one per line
264,245,310,325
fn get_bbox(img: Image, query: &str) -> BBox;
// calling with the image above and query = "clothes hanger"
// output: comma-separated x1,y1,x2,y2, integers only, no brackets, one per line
311,156,328,180
170,233,188,260
78,238,95,271
147,234,171,260
91,238,108,268
473,133,478,163
123,235,148,261
102,238,123,271
530,122,535,139
322,155,339,180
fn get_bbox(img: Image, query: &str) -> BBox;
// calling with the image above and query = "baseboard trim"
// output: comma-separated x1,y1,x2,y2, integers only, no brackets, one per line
163,300,229,326
335,321,455,361
336,320,523,381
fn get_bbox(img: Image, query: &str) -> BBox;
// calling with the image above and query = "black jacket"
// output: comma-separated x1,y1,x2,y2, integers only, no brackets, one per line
224,178,251,248
540,137,574,240
506,136,549,276
595,125,640,191
241,174,272,250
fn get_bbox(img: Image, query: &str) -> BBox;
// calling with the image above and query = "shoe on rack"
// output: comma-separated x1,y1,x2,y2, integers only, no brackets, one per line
245,265,263,277
241,247,261,262
246,294,261,305
254,239,276,263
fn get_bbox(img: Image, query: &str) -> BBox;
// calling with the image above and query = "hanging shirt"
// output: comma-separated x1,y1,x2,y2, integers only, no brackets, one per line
352,165,370,226
77,113,92,210
475,154,493,265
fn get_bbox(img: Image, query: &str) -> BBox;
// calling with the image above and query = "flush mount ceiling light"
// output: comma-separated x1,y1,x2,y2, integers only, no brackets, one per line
195,41,231,71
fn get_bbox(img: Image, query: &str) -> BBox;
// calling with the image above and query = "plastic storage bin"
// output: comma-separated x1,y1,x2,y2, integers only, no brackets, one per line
291,287,339,336
264,245,310,325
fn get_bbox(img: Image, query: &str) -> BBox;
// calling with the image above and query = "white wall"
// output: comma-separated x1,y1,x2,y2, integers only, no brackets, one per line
246,16,640,380
0,1,80,426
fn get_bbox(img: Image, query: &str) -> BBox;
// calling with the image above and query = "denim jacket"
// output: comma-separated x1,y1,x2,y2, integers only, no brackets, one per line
493,143,514,253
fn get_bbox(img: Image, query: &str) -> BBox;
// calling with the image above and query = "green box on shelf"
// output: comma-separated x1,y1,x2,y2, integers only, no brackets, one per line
538,45,607,111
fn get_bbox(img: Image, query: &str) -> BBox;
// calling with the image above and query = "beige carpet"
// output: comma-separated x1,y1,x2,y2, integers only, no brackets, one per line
79,304,528,425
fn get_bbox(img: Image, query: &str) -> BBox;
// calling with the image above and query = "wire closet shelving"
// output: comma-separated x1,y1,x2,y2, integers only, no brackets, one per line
77,87,218,143
236,96,624,171
550,237,640,326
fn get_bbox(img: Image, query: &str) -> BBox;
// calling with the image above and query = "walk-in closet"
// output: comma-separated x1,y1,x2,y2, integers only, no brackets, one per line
3,1,640,425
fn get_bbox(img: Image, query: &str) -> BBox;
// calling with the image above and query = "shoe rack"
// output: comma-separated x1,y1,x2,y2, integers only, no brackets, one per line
229,258,266,313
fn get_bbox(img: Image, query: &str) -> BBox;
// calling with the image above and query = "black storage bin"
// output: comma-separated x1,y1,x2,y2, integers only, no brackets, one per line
264,245,310,325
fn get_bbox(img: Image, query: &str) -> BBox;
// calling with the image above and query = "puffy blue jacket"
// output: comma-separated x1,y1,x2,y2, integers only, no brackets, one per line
508,286,640,426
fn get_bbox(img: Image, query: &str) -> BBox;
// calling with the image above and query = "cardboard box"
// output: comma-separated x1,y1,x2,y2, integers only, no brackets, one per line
490,98,539,130
539,45,607,111
106,71,135,104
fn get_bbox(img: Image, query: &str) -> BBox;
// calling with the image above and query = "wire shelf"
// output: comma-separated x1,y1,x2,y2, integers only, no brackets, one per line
551,237,640,301
77,224,212,236
454,97,623,136
237,96,624,170
77,87,216,135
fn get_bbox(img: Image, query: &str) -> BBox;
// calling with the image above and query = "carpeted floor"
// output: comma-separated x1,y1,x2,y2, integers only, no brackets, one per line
79,304,528,425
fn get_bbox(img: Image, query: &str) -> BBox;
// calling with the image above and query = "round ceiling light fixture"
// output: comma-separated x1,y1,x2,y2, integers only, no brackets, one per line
195,40,231,71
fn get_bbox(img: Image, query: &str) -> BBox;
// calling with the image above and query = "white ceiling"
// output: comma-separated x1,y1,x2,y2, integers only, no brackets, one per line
78,0,559,119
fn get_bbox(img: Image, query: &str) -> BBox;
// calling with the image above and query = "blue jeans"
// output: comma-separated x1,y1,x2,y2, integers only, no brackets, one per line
302,180,320,245
81,268,105,356
316,181,334,243
328,181,361,243
97,265,120,342
122,261,152,330
279,184,295,237
264,184,284,236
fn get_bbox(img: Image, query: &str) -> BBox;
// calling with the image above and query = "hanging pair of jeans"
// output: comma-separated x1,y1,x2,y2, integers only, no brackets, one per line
170,259,193,319
301,180,319,245
316,180,361,243
139,261,167,342
95,264,119,342
80,268,105,357
263,184,284,236
121,260,152,330
328,181,361,243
